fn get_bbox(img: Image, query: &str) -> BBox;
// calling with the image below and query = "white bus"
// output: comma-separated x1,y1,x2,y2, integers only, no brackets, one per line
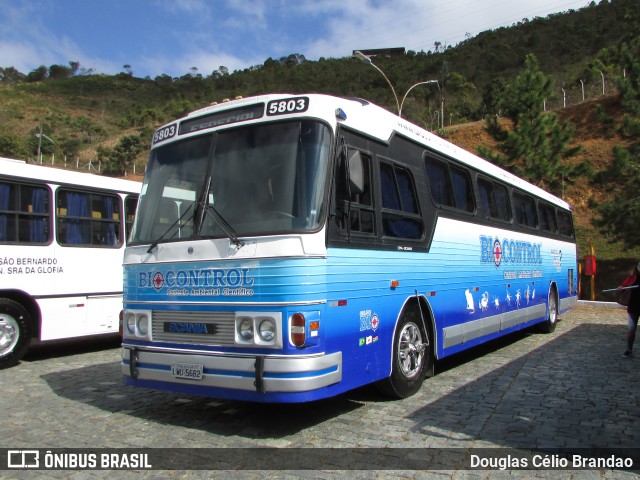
0,157,141,368
121,94,577,402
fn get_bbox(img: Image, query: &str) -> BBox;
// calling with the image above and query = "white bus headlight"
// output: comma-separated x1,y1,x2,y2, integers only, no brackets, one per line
123,310,152,340
238,318,254,341
258,318,276,342
234,312,282,348
126,312,136,334
137,314,149,336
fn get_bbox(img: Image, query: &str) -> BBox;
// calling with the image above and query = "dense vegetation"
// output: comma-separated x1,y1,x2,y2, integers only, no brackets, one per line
1,0,640,277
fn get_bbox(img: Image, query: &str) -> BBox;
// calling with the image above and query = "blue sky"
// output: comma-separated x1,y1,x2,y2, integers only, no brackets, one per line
0,0,590,79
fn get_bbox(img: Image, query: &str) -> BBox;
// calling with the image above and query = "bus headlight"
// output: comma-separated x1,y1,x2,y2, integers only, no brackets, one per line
258,318,276,342
126,312,136,335
138,314,149,336
234,312,282,348
122,310,152,340
237,317,254,341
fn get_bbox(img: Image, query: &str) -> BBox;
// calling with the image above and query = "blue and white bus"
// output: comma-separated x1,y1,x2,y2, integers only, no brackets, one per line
121,94,577,402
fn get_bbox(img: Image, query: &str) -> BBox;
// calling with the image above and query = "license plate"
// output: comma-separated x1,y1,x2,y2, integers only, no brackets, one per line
171,363,204,380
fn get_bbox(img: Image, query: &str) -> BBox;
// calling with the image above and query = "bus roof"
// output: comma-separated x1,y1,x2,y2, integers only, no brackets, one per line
0,157,142,194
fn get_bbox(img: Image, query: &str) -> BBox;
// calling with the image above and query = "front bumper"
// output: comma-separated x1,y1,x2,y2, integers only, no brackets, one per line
121,345,341,394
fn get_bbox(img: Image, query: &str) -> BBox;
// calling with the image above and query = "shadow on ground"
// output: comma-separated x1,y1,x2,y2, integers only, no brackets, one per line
39,320,636,447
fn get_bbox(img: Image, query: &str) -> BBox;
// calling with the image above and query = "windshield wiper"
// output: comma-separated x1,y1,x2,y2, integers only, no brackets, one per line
195,171,245,249
198,201,245,248
146,202,194,254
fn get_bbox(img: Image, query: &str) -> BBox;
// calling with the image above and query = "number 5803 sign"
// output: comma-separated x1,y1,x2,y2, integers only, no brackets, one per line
266,97,309,116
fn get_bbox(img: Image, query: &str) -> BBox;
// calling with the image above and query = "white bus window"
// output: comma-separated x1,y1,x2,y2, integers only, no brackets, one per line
57,189,123,247
0,181,50,245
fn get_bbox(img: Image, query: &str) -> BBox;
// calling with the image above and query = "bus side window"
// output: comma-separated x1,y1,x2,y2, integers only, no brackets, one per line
335,149,374,234
125,195,138,243
557,210,574,238
57,189,122,247
0,181,50,244
513,192,538,229
425,157,451,206
380,162,423,239
450,166,474,212
425,156,474,213
538,202,557,233
478,178,511,222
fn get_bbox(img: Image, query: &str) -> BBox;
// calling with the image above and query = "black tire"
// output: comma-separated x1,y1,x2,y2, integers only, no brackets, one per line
539,289,558,333
0,298,32,369
378,305,432,399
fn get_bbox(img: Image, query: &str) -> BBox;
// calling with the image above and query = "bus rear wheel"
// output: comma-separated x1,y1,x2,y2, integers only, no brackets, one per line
378,305,432,399
539,289,558,333
0,299,32,369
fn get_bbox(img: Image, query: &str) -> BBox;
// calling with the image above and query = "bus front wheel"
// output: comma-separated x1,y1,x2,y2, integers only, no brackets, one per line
0,298,32,369
379,305,432,399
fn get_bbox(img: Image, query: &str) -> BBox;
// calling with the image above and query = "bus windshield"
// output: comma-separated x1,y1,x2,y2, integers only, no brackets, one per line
131,120,332,244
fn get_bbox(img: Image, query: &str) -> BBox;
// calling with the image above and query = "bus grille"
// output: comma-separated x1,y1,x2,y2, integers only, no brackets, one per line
151,310,235,346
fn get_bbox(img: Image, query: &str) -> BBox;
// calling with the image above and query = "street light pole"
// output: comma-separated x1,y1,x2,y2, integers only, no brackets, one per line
353,51,400,116
399,80,438,117
36,125,43,164
35,131,65,166
353,51,442,125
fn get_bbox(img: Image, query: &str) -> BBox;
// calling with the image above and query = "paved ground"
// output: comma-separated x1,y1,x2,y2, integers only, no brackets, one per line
1,303,639,479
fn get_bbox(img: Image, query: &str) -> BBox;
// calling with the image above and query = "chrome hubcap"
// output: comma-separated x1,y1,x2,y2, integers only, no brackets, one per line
398,322,425,379
0,315,19,356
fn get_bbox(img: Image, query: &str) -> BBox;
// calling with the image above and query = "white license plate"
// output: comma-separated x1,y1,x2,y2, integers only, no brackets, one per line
171,363,204,380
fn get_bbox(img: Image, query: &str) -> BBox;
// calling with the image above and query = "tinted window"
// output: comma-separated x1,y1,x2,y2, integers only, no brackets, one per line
478,178,511,221
557,210,574,237
335,150,375,235
513,192,537,229
425,156,473,212
380,162,422,239
539,203,557,233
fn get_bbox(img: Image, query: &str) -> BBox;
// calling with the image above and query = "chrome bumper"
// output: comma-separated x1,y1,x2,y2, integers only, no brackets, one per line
122,345,341,393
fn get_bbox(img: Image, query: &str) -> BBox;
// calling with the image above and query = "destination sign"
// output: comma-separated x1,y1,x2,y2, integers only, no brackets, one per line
179,104,265,135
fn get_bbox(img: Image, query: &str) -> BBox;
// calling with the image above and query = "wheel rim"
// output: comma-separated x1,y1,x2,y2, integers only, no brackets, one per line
0,314,20,357
549,295,557,324
397,322,424,379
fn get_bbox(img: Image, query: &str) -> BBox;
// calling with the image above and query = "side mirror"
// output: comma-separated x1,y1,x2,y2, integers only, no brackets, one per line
347,150,365,195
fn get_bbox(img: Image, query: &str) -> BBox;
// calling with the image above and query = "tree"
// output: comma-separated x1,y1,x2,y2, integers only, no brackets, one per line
26,65,48,82
0,133,26,158
478,54,584,195
48,64,73,79
98,135,146,175
0,67,25,84
593,39,640,247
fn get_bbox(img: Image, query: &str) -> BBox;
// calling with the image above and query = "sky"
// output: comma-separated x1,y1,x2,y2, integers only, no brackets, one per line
0,0,591,79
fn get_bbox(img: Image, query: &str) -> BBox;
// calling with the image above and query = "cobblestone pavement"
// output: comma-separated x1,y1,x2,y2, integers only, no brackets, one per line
1,303,639,479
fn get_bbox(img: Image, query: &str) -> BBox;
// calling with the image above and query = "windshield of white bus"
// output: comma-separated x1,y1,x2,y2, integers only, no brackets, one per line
130,120,332,244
